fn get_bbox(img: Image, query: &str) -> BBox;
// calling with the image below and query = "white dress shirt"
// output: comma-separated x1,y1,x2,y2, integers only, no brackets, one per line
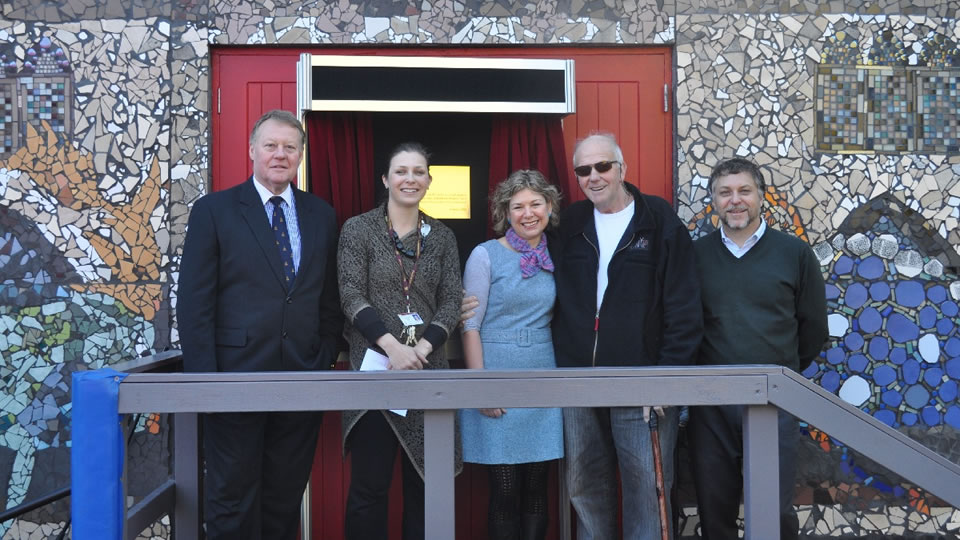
252,178,302,271
720,219,766,259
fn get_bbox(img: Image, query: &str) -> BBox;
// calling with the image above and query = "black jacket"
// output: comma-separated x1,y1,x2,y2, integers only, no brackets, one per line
552,182,703,367
178,178,343,373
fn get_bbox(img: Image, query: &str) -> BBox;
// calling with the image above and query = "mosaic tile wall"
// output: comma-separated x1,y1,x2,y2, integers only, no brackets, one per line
0,14,172,539
817,66,864,151
677,10,960,536
863,68,913,153
0,0,959,538
813,24,959,155
918,71,960,153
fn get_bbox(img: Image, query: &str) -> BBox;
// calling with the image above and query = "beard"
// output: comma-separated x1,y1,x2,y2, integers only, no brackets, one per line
720,206,759,230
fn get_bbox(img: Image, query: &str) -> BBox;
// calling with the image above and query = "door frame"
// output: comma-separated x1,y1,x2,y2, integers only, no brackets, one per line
211,45,675,202
209,44,676,540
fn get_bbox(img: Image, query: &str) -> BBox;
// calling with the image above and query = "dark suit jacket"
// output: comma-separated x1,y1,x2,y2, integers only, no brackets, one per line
178,178,342,373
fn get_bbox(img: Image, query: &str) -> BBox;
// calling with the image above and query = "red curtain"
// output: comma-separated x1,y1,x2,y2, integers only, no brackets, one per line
306,111,375,226
488,114,573,210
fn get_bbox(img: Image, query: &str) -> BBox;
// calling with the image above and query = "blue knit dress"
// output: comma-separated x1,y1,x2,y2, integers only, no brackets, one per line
459,239,564,464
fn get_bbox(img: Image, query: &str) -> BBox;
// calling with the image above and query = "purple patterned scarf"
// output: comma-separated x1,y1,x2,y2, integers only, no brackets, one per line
505,228,554,278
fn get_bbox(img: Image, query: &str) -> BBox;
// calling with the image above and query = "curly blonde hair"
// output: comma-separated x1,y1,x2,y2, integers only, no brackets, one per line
490,169,562,236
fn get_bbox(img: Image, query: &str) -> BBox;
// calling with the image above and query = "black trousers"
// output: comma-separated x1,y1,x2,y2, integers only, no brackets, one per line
345,411,425,540
688,405,799,540
202,411,321,540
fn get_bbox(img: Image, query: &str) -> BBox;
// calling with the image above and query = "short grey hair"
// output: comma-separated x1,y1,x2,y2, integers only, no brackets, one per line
490,169,561,236
249,109,305,149
572,132,625,167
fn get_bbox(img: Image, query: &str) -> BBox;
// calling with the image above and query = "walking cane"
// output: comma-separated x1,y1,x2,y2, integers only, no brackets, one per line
649,409,670,540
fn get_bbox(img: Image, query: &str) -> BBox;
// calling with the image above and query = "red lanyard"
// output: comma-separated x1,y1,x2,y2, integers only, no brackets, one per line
385,213,422,313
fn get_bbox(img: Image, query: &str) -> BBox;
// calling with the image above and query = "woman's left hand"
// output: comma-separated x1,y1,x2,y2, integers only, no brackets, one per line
413,339,433,360
479,408,506,418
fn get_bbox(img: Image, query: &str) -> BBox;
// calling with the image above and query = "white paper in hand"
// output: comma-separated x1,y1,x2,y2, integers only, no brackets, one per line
360,348,407,417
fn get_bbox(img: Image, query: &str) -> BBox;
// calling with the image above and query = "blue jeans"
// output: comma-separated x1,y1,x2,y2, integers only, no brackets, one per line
563,406,678,540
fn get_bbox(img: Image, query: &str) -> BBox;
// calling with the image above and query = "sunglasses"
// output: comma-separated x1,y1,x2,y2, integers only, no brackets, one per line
574,160,619,177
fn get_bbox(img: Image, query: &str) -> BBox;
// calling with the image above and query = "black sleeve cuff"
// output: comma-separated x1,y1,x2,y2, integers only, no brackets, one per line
354,307,389,345
422,324,448,351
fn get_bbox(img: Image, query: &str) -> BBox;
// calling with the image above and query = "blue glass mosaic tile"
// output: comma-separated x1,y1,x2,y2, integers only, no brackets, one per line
887,313,920,343
0,81,15,155
919,34,960,68
859,307,882,333
21,76,69,136
846,282,868,308
895,280,925,307
848,354,869,372
904,385,929,408
867,29,908,66
941,381,958,402
864,68,914,152
870,338,890,361
874,409,895,426
803,200,960,528
817,66,863,151
943,407,960,429
869,281,890,301
858,256,884,279
882,389,901,406
917,71,960,153
902,359,920,384
821,30,860,65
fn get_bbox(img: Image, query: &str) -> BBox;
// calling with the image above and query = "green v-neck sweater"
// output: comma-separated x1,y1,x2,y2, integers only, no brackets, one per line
693,228,828,372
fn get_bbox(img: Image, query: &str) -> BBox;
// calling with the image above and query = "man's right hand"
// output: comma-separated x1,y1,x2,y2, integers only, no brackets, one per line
643,406,666,423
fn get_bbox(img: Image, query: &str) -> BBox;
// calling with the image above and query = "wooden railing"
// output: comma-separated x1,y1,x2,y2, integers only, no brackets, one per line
74,351,960,540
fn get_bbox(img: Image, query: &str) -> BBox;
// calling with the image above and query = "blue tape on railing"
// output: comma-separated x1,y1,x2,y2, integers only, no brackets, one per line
71,368,128,540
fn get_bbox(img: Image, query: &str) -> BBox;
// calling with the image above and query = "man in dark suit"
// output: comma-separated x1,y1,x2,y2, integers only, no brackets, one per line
178,109,342,540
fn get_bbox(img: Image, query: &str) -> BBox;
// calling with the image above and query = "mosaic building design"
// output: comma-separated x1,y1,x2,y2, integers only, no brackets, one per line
918,71,960,154
0,37,72,161
0,0,958,538
864,68,913,153
817,66,864,151
814,25,959,155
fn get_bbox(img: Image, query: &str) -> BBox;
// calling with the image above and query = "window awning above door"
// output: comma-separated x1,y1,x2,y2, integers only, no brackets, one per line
297,54,575,114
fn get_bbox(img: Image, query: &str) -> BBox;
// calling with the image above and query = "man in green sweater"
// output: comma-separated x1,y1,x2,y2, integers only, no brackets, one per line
689,157,828,540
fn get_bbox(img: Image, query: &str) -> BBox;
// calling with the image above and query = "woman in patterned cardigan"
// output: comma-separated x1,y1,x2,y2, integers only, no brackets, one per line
337,142,462,540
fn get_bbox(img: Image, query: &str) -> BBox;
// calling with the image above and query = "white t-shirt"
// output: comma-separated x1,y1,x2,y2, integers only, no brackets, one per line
594,203,635,311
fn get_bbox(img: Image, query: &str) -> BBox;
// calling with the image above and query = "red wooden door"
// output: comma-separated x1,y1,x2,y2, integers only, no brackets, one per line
210,45,673,540
211,47,673,201
211,51,299,191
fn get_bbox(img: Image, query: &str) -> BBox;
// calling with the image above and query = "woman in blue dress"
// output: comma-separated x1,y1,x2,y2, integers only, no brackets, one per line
460,169,564,540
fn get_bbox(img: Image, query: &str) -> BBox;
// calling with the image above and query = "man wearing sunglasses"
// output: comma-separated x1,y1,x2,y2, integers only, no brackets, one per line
552,133,703,540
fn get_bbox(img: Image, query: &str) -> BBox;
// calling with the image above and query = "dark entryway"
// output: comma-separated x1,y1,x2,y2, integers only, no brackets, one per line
371,112,491,268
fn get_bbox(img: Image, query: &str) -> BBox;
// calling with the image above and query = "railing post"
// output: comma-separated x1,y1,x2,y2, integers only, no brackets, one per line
71,369,127,540
173,412,201,540
423,409,456,539
122,416,131,540
743,404,780,540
